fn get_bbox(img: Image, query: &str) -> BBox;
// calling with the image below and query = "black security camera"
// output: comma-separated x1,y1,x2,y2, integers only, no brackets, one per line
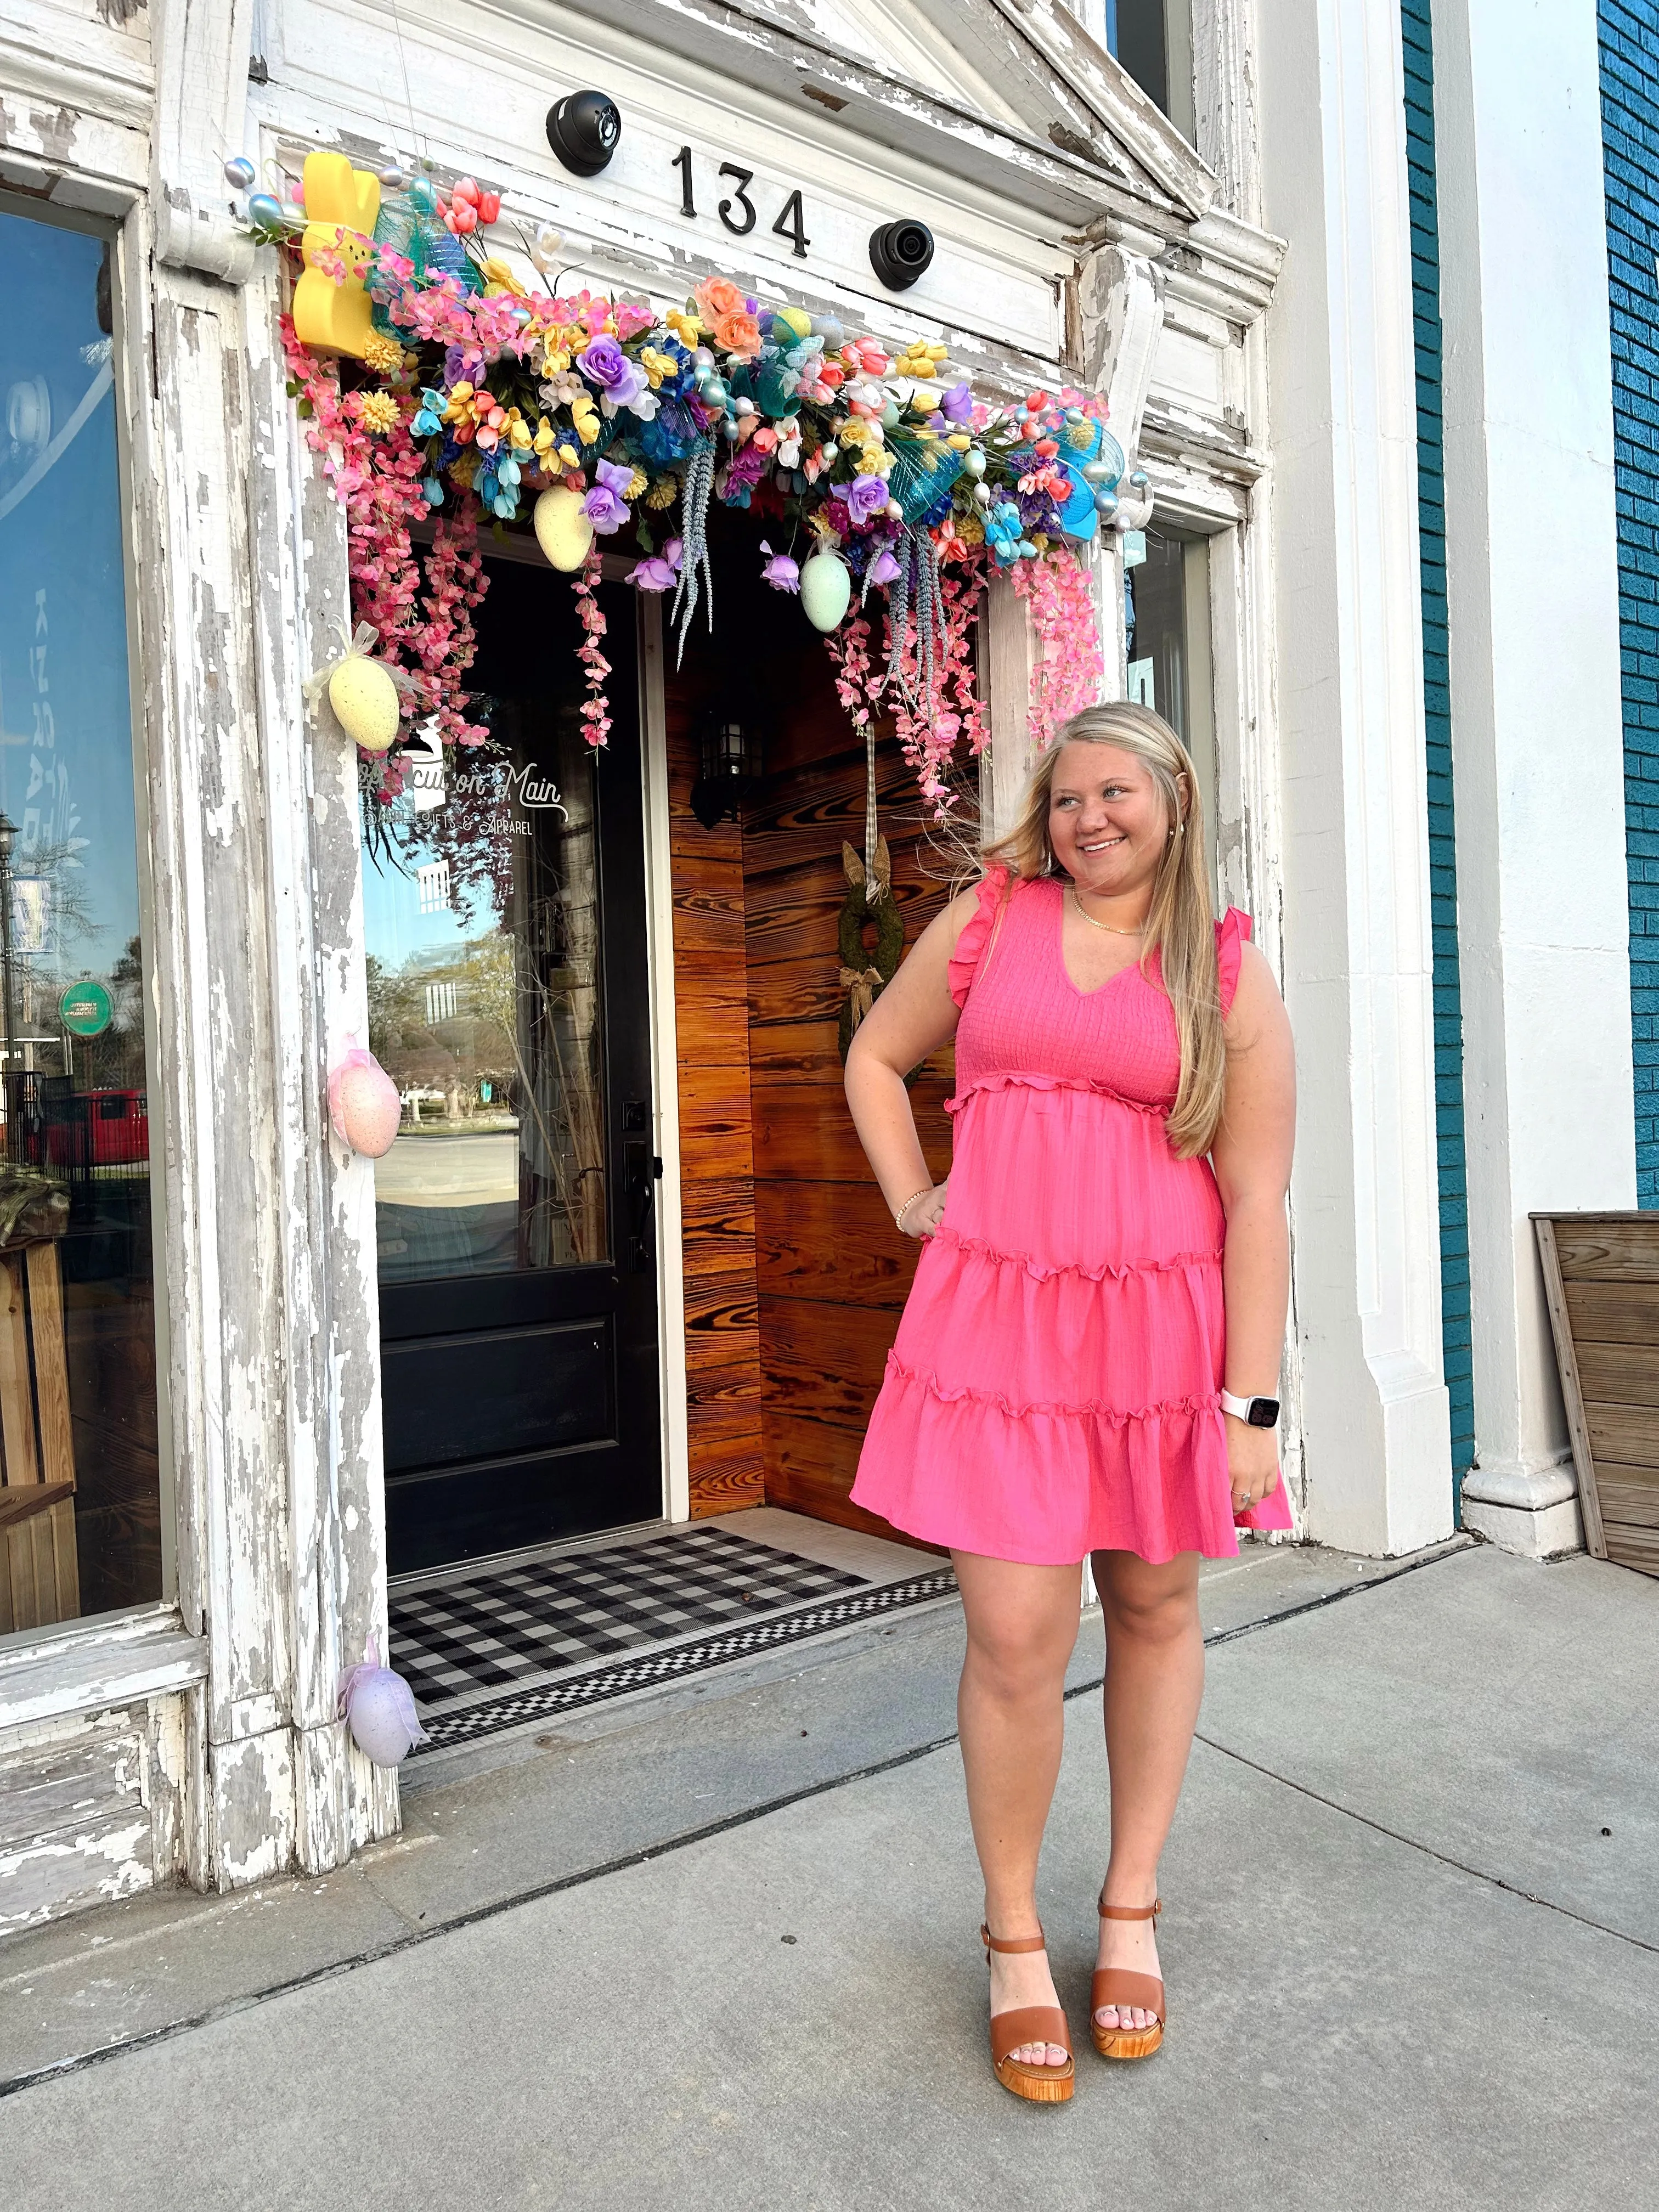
868,219,934,291
546,91,622,177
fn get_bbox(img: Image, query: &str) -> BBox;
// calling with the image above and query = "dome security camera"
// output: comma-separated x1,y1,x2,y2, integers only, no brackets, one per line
546,91,622,177
868,219,934,291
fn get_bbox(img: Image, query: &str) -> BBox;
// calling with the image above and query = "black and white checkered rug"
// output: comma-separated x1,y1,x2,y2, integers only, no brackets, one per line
390,1523,957,1753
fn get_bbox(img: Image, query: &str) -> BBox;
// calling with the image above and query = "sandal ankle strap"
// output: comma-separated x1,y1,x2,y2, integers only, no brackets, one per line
981,1921,1048,1954
1097,1894,1161,1923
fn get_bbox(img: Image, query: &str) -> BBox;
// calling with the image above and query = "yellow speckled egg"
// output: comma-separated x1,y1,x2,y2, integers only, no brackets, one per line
534,485,596,572
328,656,400,754
774,307,813,341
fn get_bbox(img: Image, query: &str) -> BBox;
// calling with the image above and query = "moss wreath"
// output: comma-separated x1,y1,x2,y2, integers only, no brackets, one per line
838,837,906,1063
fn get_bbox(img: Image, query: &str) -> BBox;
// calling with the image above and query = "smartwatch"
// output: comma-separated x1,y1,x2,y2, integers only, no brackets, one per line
1221,1390,1280,1427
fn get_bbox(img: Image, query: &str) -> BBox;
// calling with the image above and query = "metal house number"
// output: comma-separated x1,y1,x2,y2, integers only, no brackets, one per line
671,145,811,258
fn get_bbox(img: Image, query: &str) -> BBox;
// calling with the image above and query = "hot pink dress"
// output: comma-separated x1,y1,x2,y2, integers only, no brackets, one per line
850,870,1293,1565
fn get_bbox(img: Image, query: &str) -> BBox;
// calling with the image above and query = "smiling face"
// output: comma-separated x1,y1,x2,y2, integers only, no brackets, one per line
1046,740,1184,902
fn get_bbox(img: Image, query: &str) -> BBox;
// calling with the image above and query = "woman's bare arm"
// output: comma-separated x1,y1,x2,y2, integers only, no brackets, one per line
1210,940,1297,1501
843,885,980,1234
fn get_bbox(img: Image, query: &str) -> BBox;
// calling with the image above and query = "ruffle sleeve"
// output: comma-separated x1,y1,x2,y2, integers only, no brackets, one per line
1215,906,1252,1017
948,867,1012,1010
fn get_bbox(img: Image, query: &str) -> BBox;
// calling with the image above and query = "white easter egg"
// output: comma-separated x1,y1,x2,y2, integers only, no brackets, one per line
799,550,852,633
328,656,401,754
533,484,595,573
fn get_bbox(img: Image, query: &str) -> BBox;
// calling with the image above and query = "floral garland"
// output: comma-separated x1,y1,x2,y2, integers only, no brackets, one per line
269,163,1122,805
1012,545,1107,755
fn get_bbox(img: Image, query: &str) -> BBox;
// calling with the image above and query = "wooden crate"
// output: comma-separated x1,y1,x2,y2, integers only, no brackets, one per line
1533,1212,1659,1579
0,1238,78,1634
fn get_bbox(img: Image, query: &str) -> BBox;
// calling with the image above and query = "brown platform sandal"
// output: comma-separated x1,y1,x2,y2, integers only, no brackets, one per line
1091,1895,1165,2061
980,1924,1075,2104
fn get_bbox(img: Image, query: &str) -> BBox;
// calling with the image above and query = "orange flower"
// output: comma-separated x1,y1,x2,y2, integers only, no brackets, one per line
695,275,746,323
713,307,763,359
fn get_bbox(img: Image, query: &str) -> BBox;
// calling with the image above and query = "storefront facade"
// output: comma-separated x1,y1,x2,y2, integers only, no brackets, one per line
0,0,1635,1934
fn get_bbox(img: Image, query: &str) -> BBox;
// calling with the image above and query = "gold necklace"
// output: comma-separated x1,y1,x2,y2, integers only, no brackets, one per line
1071,888,1146,938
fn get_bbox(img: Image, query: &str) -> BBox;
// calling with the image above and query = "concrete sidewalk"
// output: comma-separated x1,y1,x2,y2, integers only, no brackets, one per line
1,1541,1654,2209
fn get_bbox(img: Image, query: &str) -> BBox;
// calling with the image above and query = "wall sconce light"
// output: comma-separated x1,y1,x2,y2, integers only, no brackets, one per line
690,709,763,830
868,219,934,291
546,91,622,177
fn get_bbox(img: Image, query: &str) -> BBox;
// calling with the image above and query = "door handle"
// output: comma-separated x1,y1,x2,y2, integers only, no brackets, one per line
625,1139,663,1273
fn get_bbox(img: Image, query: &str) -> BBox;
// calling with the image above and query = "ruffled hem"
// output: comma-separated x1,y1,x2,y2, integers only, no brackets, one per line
883,1352,1218,1426
947,867,1012,1010
852,1361,1244,1565
946,1069,1170,1118
927,1223,1221,1284
1217,905,1251,1015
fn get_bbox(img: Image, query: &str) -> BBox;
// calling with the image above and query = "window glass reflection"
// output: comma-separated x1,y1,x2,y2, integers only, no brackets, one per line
0,208,159,1633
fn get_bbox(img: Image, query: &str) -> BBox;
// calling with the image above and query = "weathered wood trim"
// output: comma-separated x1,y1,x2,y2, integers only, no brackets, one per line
0,1614,207,1736
1531,1216,1607,1560
638,597,692,1524
149,0,257,283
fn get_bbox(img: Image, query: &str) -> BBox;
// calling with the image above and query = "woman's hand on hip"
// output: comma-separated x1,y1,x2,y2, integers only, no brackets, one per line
899,1181,949,1238
1224,1415,1280,1513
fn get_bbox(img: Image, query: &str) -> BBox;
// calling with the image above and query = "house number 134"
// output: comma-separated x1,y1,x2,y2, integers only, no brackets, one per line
670,146,811,258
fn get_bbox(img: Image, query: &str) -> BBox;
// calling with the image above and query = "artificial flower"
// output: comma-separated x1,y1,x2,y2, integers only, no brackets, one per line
666,307,702,347
694,275,746,325
843,474,889,529
629,539,683,591
583,457,634,533
759,540,800,592
712,307,763,360
355,390,401,436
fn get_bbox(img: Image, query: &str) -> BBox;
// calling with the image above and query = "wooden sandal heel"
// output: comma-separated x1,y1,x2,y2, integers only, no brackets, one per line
981,1924,1075,2104
1091,1895,1165,2061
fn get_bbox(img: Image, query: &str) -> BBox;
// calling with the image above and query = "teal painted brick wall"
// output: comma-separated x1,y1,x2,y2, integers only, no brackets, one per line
1599,2,1659,1201
1401,0,1476,1498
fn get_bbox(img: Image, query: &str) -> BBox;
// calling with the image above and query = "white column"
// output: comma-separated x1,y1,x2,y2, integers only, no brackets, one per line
1256,0,1454,1555
1433,0,1635,1559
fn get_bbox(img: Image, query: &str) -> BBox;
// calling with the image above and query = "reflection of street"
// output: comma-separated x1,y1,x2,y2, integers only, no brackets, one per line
374,1126,519,1207
374,1126,520,1281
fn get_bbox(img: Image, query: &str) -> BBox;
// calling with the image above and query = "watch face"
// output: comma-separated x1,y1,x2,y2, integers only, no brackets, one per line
1248,1398,1280,1428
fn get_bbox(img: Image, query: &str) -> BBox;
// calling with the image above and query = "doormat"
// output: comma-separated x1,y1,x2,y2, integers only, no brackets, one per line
391,1523,957,1753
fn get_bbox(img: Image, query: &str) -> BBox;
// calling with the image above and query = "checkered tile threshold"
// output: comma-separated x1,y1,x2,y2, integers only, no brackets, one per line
390,1523,957,1754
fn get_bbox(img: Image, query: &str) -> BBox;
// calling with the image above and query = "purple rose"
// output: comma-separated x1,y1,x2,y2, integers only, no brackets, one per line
759,540,799,592
867,546,901,588
579,335,647,410
584,456,635,534
629,539,682,591
942,381,974,425
844,472,889,528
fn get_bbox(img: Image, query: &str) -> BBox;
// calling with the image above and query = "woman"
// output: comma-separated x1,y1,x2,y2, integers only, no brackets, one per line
844,701,1296,2106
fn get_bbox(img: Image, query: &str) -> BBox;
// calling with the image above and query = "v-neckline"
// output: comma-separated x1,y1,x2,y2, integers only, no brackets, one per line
1054,884,1148,998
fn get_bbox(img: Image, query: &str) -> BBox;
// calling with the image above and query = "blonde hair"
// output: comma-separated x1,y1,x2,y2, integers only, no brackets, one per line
982,701,1225,1159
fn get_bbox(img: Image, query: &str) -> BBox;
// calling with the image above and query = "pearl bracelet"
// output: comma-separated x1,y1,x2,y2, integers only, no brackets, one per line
894,1185,933,1231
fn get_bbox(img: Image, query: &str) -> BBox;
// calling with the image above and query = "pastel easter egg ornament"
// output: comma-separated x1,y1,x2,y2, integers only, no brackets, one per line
328,1040,402,1159
337,1635,429,1767
799,548,852,632
534,484,596,572
328,653,402,754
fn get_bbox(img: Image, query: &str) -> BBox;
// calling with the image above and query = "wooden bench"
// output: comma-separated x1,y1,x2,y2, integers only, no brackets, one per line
0,1236,77,1634
1533,1212,1659,1580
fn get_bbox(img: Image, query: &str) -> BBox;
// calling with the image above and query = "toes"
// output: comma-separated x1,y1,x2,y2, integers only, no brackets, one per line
1046,2044,1067,2067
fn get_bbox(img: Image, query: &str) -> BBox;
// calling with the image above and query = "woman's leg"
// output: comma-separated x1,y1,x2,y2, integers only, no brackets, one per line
953,1550,1084,2067
1090,1548,1204,2032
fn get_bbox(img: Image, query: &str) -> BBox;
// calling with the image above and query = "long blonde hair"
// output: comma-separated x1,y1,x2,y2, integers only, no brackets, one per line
982,701,1225,1159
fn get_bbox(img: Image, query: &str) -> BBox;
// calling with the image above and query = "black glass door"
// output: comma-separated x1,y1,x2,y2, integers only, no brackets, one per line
364,558,659,1574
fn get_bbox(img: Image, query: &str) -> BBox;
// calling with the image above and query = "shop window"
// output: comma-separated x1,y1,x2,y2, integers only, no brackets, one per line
1081,1,1197,141
0,204,161,1635
1124,526,1218,868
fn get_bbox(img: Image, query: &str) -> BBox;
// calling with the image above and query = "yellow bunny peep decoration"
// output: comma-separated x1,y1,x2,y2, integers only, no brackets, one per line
292,151,382,359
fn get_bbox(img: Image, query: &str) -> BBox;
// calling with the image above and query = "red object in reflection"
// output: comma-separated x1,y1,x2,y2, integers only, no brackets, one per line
42,1088,149,1169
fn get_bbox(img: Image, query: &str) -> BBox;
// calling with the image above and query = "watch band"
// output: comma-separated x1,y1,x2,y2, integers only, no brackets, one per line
1221,1390,1280,1427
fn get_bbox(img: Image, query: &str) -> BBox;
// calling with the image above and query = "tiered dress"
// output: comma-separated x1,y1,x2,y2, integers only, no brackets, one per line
850,868,1293,1565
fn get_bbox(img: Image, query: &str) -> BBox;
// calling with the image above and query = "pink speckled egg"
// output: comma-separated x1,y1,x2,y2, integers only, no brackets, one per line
328,1045,401,1157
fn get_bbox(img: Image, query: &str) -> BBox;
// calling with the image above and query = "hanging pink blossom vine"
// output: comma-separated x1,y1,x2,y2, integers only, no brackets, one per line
1010,546,1104,753
822,556,990,817
570,546,612,748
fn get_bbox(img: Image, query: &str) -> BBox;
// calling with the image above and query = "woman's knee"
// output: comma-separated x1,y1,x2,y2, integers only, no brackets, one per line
1096,1555,1200,1648
958,1565,1080,1694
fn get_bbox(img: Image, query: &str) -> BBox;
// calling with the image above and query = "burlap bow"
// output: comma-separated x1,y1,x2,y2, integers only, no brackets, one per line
840,964,884,1029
